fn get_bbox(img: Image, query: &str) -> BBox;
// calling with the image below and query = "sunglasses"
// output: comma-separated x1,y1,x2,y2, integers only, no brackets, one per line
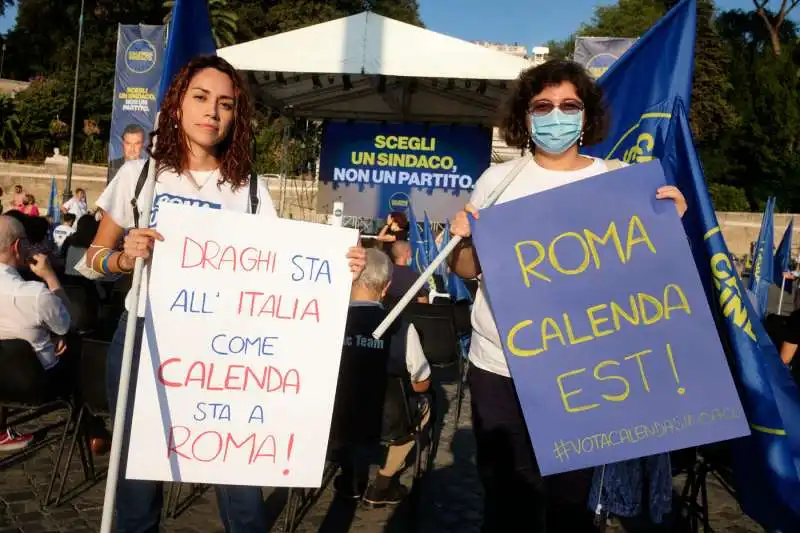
529,100,585,117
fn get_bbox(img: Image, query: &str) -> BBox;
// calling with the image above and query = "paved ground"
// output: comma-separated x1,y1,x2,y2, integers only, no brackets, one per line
1,368,765,533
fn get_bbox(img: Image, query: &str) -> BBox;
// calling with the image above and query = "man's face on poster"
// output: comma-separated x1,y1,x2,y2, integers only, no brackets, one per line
122,131,145,161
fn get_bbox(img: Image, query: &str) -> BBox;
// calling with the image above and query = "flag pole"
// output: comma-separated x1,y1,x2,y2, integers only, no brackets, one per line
778,277,787,316
372,153,533,339
100,155,159,533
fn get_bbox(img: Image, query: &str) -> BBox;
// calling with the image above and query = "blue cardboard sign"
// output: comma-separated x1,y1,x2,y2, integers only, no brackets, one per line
317,122,491,220
472,160,750,475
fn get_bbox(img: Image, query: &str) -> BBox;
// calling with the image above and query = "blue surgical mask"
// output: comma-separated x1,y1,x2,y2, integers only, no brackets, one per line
530,109,584,154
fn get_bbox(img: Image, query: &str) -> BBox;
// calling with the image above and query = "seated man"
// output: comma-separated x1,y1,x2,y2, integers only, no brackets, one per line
332,248,431,506
0,215,73,452
384,241,429,307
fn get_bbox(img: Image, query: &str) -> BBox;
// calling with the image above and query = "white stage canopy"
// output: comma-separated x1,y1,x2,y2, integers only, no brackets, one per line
218,11,532,125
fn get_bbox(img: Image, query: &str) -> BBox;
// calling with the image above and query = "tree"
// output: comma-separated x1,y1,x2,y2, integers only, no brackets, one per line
714,9,799,208
364,0,423,26
751,0,800,55
163,0,239,47
690,0,739,144
260,0,421,35
709,183,750,211
0,0,12,18
13,76,72,159
0,95,21,157
579,0,666,38
545,36,576,60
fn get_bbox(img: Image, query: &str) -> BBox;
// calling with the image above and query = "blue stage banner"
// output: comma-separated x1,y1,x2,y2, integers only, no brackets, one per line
107,24,166,182
473,160,749,476
317,122,492,220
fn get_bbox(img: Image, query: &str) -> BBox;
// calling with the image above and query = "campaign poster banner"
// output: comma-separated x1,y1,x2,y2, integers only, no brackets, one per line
472,161,749,476
573,37,637,78
107,24,166,182
125,204,358,487
317,122,492,220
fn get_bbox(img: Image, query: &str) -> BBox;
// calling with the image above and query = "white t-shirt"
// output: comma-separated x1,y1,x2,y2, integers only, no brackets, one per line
468,156,625,378
96,160,277,317
62,197,89,218
52,224,75,250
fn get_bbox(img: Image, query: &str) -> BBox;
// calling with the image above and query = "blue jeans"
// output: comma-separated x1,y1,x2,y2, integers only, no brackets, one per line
107,312,267,533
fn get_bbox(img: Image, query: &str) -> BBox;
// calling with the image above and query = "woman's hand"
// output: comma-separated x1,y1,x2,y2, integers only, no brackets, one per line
451,204,479,239
347,245,367,281
121,228,164,266
657,186,688,218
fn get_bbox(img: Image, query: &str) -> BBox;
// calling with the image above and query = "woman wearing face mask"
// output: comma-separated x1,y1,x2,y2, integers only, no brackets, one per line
448,60,687,532
86,56,366,533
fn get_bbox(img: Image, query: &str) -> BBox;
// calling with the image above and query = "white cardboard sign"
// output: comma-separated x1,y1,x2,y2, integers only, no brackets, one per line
125,204,358,487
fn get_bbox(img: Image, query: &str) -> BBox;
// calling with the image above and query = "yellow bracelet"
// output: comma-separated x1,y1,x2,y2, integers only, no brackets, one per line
90,247,112,275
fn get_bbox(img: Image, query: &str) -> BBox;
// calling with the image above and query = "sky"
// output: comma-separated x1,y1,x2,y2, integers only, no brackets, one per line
418,0,798,46
0,1,796,42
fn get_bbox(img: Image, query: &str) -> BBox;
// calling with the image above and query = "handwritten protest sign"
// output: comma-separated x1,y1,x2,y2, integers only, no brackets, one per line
472,160,750,476
125,204,358,487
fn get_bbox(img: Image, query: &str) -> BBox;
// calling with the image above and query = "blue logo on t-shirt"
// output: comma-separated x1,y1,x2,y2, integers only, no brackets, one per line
149,193,222,227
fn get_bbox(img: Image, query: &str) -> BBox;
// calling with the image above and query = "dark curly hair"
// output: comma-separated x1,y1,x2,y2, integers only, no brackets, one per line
150,55,253,189
500,60,609,151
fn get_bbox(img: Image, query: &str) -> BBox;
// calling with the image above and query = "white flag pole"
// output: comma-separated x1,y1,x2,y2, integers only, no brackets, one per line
100,154,159,533
778,277,787,316
372,153,533,340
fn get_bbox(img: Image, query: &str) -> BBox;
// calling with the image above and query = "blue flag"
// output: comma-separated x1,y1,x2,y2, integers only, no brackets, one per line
158,0,216,106
407,208,428,274
448,272,472,303
423,213,437,268
667,101,800,532
774,217,794,291
46,177,60,224
438,220,451,288
748,197,775,319
584,0,800,528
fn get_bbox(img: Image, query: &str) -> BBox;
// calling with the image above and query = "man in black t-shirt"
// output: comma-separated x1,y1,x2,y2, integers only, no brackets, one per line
384,241,429,307
331,248,431,507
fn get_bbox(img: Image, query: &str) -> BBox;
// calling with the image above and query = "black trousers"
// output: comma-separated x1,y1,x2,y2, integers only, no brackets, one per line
469,365,595,533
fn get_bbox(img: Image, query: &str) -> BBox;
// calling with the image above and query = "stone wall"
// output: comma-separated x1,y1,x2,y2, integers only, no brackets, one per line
0,162,793,258
0,161,109,211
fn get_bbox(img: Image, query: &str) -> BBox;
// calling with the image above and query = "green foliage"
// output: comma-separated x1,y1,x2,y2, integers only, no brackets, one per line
13,76,71,159
580,0,666,38
163,0,239,48
708,183,750,211
545,37,575,60
0,95,21,157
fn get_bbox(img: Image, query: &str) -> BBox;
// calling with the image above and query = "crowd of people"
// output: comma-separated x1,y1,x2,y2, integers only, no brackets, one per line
0,53,796,533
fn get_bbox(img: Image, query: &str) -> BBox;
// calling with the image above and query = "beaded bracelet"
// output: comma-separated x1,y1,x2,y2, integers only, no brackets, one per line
90,247,113,275
115,251,134,274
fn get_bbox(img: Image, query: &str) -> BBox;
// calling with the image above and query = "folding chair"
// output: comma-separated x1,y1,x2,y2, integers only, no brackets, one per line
283,319,391,531
402,302,466,429
52,337,109,504
0,339,88,506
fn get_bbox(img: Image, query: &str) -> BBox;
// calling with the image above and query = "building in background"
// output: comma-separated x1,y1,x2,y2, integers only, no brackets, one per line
531,46,550,66
471,41,528,58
